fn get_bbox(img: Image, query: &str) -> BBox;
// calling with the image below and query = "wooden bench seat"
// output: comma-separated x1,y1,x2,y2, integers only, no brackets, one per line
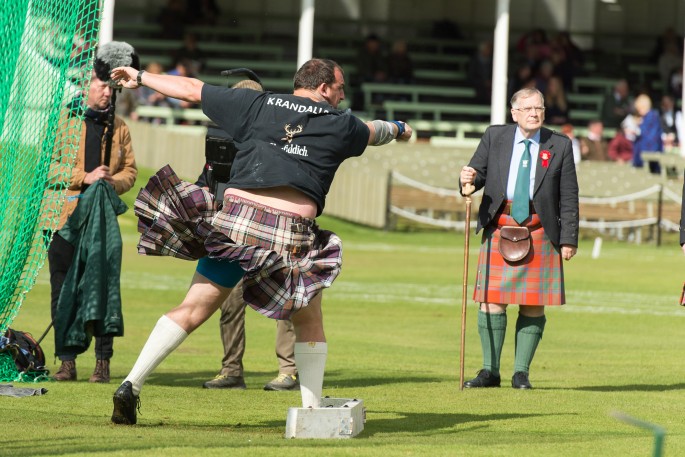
413,69,467,82
362,83,475,112
125,38,284,59
573,76,616,94
384,101,491,122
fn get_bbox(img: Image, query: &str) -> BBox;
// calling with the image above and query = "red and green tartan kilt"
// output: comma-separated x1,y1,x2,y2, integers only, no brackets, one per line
473,212,565,306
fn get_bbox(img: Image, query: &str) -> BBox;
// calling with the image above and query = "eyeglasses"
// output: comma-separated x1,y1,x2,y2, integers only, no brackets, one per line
514,106,545,113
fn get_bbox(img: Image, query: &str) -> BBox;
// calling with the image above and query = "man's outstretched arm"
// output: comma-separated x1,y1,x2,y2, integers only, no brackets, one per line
111,66,204,104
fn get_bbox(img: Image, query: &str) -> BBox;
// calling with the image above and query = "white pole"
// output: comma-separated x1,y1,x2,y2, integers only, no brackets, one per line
297,0,315,69
99,0,115,45
490,0,510,125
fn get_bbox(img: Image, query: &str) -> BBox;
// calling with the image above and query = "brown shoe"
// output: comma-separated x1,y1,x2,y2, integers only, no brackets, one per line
53,360,77,381
89,359,110,383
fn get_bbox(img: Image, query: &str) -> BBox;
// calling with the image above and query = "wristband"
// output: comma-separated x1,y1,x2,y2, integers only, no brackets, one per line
137,70,145,86
390,120,405,138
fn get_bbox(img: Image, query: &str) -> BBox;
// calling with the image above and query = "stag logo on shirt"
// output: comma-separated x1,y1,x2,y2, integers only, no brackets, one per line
281,124,303,144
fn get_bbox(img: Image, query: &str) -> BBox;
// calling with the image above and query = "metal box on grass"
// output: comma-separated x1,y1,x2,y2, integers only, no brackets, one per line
284,397,366,439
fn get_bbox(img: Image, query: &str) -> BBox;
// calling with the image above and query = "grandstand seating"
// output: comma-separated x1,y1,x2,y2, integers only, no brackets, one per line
573,76,617,94
384,101,492,122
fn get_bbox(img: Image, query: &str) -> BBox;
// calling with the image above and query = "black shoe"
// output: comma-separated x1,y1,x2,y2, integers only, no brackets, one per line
111,381,141,425
463,369,501,388
202,374,247,389
511,371,533,389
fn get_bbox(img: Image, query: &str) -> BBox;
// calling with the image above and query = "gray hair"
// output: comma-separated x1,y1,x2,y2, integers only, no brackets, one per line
510,87,545,108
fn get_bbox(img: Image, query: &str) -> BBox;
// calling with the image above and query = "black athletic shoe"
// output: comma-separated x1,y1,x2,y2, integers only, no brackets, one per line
111,381,141,425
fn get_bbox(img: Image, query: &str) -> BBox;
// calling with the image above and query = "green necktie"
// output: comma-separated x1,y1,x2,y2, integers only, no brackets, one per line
512,139,532,224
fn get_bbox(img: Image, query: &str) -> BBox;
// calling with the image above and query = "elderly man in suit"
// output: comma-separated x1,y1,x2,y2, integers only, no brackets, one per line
459,87,579,390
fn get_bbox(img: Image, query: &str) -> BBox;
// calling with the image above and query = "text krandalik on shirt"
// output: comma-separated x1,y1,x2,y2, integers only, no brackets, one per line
267,96,329,114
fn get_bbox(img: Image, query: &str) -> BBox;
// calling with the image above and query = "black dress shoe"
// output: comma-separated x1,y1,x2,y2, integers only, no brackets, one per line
463,369,501,388
511,371,533,389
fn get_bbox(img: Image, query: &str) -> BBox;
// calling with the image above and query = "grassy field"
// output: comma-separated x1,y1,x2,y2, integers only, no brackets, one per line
4,168,685,456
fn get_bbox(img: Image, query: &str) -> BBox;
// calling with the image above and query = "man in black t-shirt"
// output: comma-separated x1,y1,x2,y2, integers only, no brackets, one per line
109,59,413,425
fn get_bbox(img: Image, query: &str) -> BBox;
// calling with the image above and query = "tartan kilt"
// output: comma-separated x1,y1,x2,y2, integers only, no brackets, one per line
473,212,565,306
134,165,343,320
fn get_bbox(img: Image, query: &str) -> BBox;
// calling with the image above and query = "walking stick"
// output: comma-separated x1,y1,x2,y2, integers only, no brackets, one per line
460,183,475,391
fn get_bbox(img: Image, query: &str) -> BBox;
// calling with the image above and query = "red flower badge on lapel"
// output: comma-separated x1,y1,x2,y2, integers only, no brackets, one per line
540,150,551,168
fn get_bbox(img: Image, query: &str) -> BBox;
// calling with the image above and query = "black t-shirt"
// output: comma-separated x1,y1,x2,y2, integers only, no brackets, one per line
201,85,370,215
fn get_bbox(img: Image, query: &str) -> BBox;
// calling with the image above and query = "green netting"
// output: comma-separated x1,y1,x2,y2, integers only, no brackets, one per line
0,352,50,383
0,0,101,338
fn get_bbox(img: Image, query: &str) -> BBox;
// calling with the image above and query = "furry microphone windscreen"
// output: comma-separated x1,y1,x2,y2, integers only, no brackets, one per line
93,41,140,85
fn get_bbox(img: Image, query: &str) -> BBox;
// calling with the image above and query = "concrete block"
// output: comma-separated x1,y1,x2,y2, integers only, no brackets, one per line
284,397,366,439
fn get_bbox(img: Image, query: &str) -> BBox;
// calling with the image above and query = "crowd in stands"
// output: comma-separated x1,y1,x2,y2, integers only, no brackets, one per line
116,4,685,175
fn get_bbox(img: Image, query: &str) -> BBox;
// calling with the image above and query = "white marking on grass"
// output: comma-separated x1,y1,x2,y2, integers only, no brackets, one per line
328,282,685,317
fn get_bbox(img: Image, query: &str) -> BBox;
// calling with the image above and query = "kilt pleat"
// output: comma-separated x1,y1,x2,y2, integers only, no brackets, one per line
133,165,343,320
473,212,565,306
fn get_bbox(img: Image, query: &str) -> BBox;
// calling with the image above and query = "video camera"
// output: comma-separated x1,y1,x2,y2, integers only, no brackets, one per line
204,68,263,202
205,128,238,200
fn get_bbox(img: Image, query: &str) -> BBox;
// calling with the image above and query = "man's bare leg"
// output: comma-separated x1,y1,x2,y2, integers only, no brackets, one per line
123,272,231,395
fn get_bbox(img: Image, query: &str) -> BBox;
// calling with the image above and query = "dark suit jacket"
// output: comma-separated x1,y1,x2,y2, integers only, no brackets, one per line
462,124,579,251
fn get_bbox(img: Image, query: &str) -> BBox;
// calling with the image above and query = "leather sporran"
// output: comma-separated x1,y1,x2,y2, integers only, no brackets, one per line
498,226,531,262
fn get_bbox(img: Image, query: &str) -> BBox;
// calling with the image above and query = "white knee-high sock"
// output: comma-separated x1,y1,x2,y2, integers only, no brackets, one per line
294,342,327,408
124,315,188,395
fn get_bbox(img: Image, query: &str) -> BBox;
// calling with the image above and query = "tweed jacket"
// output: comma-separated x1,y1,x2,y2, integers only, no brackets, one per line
463,124,579,251
50,110,137,230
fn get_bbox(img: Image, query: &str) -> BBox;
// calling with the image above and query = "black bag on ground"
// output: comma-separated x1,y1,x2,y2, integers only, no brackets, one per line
1,328,48,374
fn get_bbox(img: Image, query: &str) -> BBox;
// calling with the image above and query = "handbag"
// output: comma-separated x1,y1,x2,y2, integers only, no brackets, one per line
498,226,531,262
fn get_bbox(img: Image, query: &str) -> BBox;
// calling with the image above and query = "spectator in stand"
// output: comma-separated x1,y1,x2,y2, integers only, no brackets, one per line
516,28,551,70
659,94,679,148
353,33,388,110
533,60,554,94
166,59,199,110
670,64,683,99
186,0,220,26
508,62,533,99
468,40,494,103
386,40,414,85
172,32,206,75
579,120,609,161
136,62,171,124
543,76,569,125
548,42,574,92
157,0,186,40
601,79,633,129
561,123,581,165
114,88,139,121
552,32,584,78
631,94,664,173
357,33,388,84
607,125,634,164
431,19,463,40
650,27,684,64
658,41,683,96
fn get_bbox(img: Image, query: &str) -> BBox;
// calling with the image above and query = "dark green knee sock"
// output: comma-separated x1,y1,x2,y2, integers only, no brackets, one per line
477,310,507,377
514,314,547,373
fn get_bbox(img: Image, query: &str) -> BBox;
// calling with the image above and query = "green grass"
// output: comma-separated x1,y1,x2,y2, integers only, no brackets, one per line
4,167,685,456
